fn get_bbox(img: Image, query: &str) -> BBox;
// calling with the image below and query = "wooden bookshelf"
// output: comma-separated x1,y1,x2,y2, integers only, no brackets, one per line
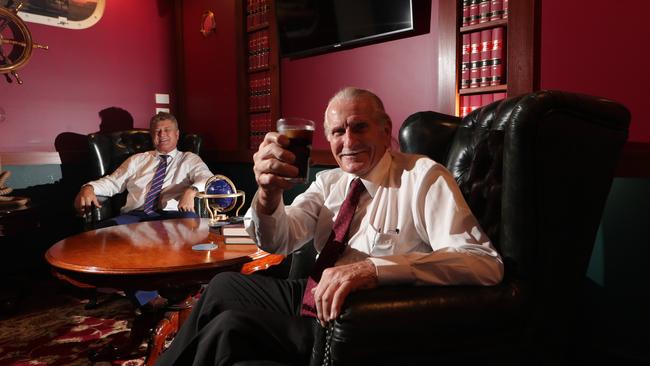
452,0,539,116
242,0,280,154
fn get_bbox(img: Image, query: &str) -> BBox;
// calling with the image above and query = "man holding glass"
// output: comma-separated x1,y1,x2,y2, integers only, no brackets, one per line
156,88,503,365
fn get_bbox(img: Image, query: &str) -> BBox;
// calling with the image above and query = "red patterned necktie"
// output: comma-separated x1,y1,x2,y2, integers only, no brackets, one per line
143,155,168,215
301,178,367,317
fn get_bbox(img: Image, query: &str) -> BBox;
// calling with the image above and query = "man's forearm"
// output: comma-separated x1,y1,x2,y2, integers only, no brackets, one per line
255,188,283,215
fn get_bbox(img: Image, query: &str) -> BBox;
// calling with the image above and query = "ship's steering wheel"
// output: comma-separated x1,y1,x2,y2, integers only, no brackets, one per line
0,2,47,84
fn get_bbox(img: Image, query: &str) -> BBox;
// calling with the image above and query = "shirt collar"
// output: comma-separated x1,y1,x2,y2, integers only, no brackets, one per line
344,150,392,199
156,149,179,160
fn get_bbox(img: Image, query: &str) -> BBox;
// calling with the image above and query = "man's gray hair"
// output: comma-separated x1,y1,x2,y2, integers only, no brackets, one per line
150,111,179,130
324,87,392,132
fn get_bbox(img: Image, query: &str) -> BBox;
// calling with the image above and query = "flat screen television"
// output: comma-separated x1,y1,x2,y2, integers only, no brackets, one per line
276,0,429,58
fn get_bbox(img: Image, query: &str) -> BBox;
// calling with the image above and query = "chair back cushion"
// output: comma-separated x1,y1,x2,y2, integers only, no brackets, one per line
87,130,202,178
399,90,630,286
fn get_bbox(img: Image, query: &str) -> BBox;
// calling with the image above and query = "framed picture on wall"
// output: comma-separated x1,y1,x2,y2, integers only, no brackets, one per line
0,0,105,29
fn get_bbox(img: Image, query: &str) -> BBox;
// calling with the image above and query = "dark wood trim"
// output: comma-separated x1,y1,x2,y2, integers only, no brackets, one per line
269,0,281,124
460,18,508,33
247,23,270,33
1,152,61,165
459,84,507,95
506,0,539,97
235,0,250,152
437,0,458,116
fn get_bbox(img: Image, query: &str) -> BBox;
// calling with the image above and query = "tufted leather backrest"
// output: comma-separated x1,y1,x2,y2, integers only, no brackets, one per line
87,130,202,179
400,90,630,287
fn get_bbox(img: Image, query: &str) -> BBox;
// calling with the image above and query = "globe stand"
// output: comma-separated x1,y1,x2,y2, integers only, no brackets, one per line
196,190,246,226
198,174,246,227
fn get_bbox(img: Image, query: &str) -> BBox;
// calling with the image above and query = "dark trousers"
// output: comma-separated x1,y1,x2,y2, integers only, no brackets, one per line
155,272,316,366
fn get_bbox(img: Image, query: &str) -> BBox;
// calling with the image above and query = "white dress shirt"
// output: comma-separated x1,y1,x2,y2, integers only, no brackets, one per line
87,149,213,213
246,150,504,286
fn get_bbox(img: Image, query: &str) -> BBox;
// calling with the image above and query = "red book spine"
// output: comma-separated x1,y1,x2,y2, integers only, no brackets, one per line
469,32,481,88
490,27,504,86
460,95,471,117
262,30,268,68
256,32,262,69
503,0,508,19
479,29,492,87
469,95,482,112
265,73,271,110
478,0,490,24
461,34,470,89
261,0,268,25
490,0,503,21
462,0,470,27
254,0,261,27
481,93,494,107
469,0,479,26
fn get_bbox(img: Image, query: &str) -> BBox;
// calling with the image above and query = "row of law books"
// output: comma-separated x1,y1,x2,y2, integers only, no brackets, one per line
246,0,271,30
249,112,273,136
221,223,255,245
248,72,271,112
461,27,504,89
248,112,272,150
248,29,271,71
462,0,508,27
459,93,506,117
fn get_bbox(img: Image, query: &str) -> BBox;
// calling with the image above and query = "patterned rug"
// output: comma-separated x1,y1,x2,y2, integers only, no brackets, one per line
0,284,145,366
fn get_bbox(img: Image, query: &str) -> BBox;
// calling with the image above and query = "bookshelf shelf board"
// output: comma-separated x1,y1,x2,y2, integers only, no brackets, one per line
247,66,270,74
459,84,508,95
247,23,269,32
460,19,508,34
248,107,271,113
249,109,272,115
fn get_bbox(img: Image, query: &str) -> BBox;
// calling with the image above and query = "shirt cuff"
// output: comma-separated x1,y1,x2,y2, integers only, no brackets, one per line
246,192,285,242
368,257,416,286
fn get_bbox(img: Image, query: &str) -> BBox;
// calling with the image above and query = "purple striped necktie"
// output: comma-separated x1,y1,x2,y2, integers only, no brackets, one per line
301,178,367,318
143,155,169,215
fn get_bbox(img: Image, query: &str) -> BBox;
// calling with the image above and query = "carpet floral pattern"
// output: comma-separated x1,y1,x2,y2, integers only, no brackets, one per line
0,293,144,366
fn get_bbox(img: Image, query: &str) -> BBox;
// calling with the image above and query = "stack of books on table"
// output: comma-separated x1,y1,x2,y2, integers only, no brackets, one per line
221,223,256,245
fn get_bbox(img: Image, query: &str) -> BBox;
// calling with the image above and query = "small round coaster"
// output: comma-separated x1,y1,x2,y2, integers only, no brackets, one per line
192,243,218,251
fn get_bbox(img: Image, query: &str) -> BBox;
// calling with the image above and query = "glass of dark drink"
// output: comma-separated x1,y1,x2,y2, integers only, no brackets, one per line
277,117,315,184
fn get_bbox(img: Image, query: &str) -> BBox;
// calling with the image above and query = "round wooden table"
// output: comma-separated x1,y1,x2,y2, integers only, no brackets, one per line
45,218,283,365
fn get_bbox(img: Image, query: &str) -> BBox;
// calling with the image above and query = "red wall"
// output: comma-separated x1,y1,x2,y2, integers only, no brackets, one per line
540,0,650,143
0,0,176,152
179,0,239,152
280,0,441,151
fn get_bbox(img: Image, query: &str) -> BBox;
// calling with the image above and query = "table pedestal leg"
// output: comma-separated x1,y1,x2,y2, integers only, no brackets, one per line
145,291,197,366
88,286,199,364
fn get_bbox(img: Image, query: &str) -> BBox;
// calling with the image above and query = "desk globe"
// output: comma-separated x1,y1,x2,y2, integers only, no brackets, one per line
198,175,245,225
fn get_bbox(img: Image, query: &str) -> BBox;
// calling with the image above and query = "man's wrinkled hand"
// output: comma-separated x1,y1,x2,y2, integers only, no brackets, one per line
252,132,298,214
74,185,100,217
178,187,197,212
313,259,378,327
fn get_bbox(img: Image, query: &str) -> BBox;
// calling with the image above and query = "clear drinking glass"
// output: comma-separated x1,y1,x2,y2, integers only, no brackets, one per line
276,117,315,184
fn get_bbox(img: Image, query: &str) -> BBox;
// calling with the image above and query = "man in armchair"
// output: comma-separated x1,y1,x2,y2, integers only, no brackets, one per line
156,88,503,365
74,112,213,226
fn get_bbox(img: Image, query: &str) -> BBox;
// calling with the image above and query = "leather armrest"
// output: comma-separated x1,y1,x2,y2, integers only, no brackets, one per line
322,280,528,363
338,281,526,329
82,195,114,226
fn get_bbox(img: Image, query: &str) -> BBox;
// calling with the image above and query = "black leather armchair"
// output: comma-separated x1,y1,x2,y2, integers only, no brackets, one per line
302,90,630,365
84,129,202,226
